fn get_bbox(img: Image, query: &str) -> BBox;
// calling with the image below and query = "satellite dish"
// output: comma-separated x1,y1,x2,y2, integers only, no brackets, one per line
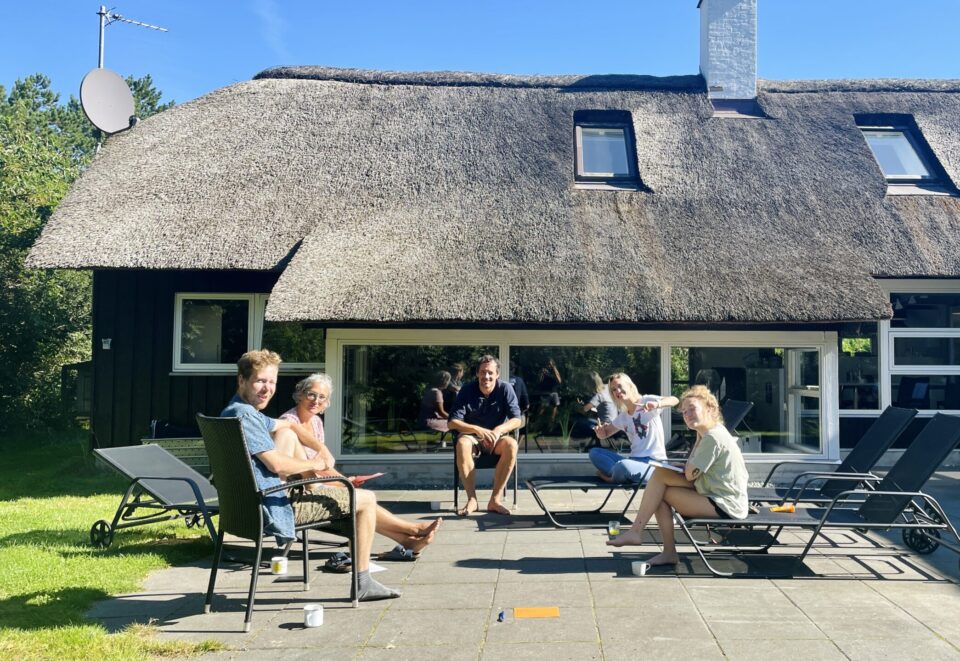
80,68,135,134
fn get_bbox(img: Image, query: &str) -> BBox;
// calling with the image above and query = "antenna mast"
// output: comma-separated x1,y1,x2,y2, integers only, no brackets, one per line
97,5,168,68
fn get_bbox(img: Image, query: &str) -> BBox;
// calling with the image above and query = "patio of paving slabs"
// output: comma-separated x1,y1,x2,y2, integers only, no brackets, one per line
88,475,960,660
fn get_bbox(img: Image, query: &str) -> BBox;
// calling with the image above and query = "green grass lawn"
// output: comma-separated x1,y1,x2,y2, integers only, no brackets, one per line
0,435,225,659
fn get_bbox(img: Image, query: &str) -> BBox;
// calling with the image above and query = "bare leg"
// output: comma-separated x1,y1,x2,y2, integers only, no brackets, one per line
607,468,695,547
455,436,479,516
375,506,442,553
487,435,517,514
352,489,378,572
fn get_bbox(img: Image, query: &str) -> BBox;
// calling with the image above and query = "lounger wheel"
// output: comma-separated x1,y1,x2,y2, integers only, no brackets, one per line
90,520,114,548
902,527,940,555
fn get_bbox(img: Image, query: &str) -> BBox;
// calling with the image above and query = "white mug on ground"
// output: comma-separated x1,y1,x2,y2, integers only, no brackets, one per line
304,603,324,627
430,501,442,511
631,561,651,576
271,555,288,575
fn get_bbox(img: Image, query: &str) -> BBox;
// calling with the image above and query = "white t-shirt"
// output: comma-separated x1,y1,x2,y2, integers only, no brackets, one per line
611,395,667,460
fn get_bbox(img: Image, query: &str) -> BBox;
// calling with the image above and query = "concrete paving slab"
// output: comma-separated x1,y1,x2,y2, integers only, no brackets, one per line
718,639,847,661
482,641,603,660
391,581,496,611
834,637,960,661
595,605,713,641
359,644,482,661
602,638,726,661
494,577,593,608
367,607,489,648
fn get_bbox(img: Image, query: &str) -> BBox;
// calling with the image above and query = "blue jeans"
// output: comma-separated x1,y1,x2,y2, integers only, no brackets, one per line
588,447,654,484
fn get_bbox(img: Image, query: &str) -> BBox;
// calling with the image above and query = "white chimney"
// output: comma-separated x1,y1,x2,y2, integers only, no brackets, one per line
699,0,757,100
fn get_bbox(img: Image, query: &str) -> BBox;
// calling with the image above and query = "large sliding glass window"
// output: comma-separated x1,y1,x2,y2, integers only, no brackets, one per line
510,346,659,453
341,344,495,454
888,292,960,411
328,330,835,459
670,346,822,454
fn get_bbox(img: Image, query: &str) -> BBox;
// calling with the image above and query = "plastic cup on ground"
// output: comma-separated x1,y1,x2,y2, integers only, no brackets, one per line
271,556,288,575
304,603,323,627
607,521,621,537
631,561,650,576
430,501,442,511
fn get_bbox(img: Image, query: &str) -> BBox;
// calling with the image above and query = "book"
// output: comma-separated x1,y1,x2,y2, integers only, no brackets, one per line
349,472,385,487
647,459,685,474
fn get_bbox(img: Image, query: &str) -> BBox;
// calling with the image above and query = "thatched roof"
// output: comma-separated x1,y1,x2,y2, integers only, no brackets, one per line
28,66,960,324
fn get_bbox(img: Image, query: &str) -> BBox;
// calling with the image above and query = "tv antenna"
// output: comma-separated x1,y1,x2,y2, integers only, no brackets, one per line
97,5,168,69
81,6,168,137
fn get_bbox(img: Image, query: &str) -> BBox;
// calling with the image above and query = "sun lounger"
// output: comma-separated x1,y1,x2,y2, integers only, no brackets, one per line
670,413,960,577
525,476,642,529
750,406,917,506
91,445,219,548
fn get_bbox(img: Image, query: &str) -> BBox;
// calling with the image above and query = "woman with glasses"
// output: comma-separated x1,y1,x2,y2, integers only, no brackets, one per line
275,373,441,557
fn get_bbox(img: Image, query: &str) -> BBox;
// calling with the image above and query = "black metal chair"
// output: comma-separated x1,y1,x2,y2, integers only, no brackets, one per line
197,414,359,632
452,429,519,511
752,406,918,505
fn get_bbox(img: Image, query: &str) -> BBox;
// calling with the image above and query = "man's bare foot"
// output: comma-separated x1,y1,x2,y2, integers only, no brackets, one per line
646,551,679,566
606,529,645,547
596,470,614,483
416,517,442,538
408,521,440,554
486,501,511,515
457,498,478,517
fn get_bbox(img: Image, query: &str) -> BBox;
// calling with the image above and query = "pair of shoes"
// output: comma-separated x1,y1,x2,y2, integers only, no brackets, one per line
376,544,418,561
323,551,352,573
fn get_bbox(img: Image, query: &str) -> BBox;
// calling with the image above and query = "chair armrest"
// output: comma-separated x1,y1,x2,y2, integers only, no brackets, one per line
262,475,355,496
784,471,878,501
761,460,840,486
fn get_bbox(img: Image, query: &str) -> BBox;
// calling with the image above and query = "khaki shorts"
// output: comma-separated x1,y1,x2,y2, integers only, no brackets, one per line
290,486,350,526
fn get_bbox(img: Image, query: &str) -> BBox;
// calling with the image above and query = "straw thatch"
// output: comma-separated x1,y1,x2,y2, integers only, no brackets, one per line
28,66,960,324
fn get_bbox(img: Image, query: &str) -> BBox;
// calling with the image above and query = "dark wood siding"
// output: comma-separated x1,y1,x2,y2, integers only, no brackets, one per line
91,269,284,448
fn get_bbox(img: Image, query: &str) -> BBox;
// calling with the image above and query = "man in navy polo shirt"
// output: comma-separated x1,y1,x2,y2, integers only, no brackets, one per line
449,355,522,516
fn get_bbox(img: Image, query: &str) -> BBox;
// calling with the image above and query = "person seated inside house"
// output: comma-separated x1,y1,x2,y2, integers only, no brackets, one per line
607,385,749,567
571,371,617,441
220,350,400,600
417,370,451,434
449,354,522,517
590,373,679,484
536,357,563,429
442,362,466,414
274,372,442,559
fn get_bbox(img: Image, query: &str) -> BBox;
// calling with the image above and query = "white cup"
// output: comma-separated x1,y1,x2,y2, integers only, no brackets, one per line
271,556,288,575
430,501,442,511
631,561,650,577
304,603,324,627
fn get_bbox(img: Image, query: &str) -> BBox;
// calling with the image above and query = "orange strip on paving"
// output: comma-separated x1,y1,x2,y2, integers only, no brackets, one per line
513,607,560,618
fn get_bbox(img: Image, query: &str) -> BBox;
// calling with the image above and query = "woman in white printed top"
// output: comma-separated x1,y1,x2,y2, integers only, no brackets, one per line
591,373,679,483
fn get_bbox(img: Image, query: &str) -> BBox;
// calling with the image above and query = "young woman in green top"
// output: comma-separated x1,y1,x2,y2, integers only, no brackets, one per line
606,385,749,566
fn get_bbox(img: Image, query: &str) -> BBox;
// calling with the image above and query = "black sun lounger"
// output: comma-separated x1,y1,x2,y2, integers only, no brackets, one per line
671,413,960,577
525,476,642,529
750,406,917,506
91,444,219,548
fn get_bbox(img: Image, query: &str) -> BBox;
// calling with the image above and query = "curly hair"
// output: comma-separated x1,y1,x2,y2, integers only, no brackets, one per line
679,384,724,427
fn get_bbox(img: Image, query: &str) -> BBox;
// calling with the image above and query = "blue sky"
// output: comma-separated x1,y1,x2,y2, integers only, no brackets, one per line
2,1,958,106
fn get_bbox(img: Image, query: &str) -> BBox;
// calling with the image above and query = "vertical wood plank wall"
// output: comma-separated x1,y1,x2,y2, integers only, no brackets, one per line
91,269,285,448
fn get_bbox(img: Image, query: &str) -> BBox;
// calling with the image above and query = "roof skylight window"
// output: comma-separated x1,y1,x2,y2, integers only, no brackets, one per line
574,110,640,190
855,114,955,195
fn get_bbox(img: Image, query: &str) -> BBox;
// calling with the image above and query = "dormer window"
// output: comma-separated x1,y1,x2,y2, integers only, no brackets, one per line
574,110,640,190
856,114,955,195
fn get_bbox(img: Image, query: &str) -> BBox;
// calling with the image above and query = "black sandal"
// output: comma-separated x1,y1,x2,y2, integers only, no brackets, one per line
323,551,352,573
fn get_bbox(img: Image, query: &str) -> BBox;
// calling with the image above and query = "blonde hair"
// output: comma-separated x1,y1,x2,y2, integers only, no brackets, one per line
607,372,640,412
679,384,724,428
237,350,281,380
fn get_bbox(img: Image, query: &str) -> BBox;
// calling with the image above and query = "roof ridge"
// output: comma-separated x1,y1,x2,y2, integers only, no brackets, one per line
254,65,705,92
760,78,960,94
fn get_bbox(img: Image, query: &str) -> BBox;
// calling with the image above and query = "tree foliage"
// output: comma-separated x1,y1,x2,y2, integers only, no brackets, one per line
0,73,172,433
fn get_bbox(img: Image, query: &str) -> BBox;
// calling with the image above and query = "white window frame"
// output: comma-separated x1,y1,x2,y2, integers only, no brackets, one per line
325,328,838,463
880,280,960,416
173,293,324,373
860,126,936,183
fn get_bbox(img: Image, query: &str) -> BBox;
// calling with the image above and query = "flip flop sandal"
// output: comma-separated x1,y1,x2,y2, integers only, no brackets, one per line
375,544,419,562
323,551,352,573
